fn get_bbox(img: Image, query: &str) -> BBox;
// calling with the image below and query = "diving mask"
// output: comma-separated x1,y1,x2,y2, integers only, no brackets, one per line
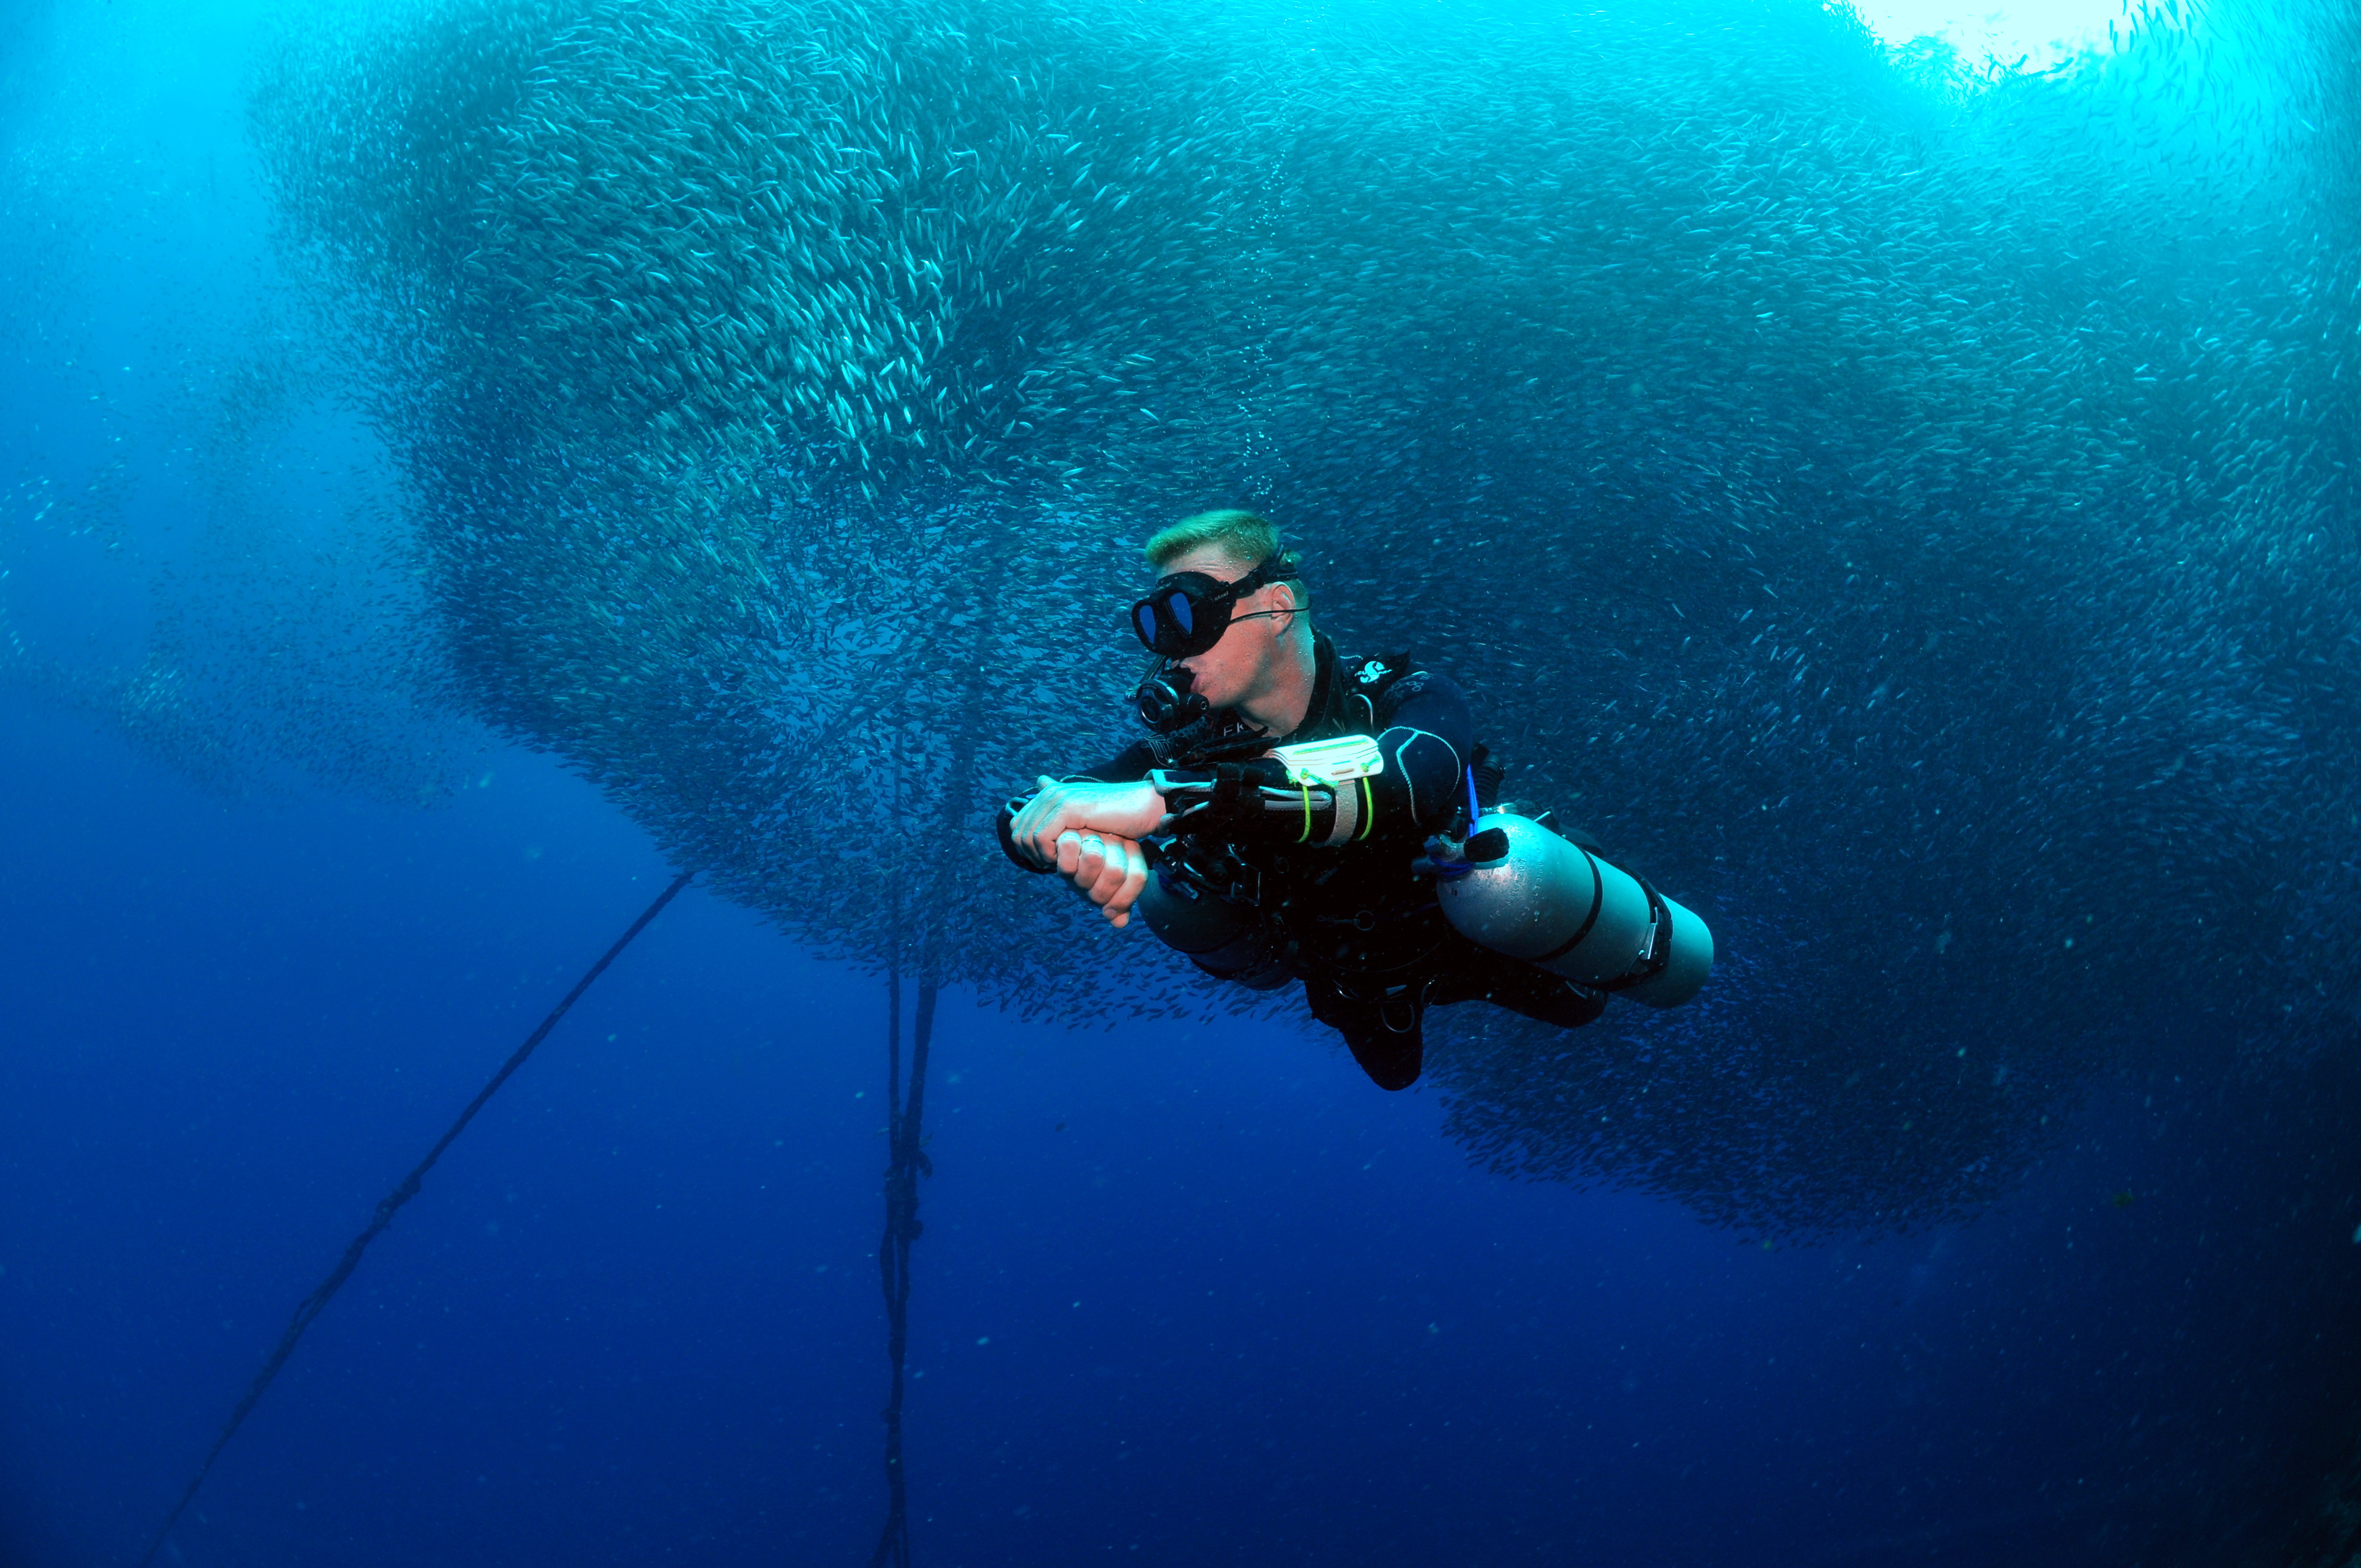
1127,554,1302,659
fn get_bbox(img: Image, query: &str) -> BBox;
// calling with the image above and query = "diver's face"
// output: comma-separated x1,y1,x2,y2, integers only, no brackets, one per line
1158,545,1296,710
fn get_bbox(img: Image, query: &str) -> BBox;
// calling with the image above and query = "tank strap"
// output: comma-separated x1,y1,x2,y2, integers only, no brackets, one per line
1532,848,1607,966
1591,868,1675,993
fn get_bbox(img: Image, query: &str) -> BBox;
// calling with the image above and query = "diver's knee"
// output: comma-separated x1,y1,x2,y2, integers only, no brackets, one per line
1188,941,1294,990
1138,865,1293,989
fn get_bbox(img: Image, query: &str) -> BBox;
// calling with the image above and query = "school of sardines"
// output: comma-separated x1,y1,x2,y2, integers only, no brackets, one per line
225,0,2358,1235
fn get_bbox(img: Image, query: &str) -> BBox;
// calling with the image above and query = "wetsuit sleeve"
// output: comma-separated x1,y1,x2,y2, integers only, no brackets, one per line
1156,666,1477,847
1364,668,1475,835
994,741,1160,872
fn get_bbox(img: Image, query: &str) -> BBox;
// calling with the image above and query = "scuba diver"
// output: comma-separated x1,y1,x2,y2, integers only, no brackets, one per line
998,509,1710,1091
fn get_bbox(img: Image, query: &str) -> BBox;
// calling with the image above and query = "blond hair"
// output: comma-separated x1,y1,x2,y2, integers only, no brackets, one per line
1144,509,1281,573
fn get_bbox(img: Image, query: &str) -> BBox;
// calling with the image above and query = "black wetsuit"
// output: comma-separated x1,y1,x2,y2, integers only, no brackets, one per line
998,630,1604,1090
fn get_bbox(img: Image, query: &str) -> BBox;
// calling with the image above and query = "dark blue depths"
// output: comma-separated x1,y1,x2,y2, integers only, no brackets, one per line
4,710,2361,1567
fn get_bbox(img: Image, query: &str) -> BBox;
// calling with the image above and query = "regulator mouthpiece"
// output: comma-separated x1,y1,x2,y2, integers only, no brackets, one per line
1136,663,1209,733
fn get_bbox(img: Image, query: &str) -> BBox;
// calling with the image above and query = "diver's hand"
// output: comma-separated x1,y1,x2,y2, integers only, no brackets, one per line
1053,829,1151,928
1009,777,1169,868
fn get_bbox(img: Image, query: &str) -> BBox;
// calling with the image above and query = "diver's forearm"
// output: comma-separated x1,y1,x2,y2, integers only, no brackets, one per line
1002,777,1169,869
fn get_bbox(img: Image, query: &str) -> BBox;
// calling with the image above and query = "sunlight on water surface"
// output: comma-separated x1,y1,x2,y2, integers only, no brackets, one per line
1846,0,2135,70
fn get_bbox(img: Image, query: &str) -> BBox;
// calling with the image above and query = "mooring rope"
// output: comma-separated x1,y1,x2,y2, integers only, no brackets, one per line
869,960,938,1568
138,868,697,1568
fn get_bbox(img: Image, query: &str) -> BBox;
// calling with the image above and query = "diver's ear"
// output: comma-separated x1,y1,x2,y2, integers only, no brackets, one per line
1276,581,1308,633
1267,580,1298,616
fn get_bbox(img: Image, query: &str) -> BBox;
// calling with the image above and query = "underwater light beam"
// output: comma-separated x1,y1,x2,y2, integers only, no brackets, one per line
1844,0,2140,68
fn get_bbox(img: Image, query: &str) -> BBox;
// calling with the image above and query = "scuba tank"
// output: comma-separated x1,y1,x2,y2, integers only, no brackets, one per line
1134,850,1295,992
1433,809,1714,1008
1112,698,1710,1006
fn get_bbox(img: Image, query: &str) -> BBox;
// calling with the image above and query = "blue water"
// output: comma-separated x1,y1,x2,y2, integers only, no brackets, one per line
12,689,2359,1567
10,646,2360,1566
6,0,2359,1562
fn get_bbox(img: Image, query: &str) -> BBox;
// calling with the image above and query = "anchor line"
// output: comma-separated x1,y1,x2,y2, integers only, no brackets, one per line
138,868,697,1568
869,960,937,1568
868,540,996,1565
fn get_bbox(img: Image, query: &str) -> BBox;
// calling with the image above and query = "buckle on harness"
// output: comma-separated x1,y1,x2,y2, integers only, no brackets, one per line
1158,840,1262,910
1593,873,1675,994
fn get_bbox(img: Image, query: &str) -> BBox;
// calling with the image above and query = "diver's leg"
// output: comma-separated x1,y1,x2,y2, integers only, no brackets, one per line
1302,976,1426,1091
1427,941,1607,1031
